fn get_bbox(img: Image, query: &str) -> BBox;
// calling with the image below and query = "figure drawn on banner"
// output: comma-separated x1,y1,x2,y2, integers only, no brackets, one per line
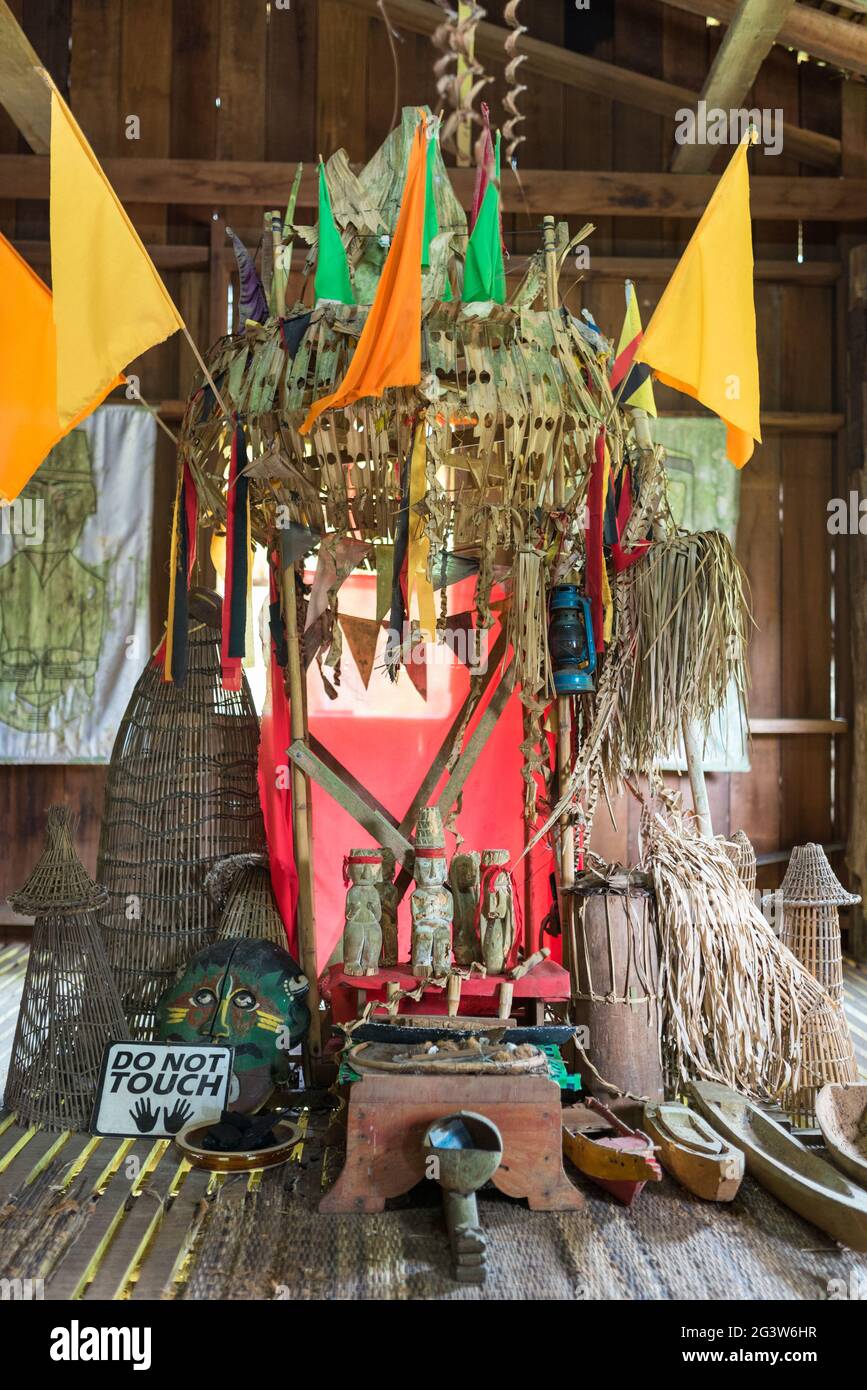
0,431,106,733
0,404,156,763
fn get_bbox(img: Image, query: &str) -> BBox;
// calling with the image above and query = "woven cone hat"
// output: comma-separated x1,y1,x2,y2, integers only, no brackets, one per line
9,806,107,915
779,843,861,907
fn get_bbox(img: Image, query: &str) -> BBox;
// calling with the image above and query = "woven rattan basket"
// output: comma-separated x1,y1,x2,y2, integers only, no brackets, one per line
5,807,129,1132
97,590,264,1039
721,829,757,897
779,843,860,1003
205,852,288,947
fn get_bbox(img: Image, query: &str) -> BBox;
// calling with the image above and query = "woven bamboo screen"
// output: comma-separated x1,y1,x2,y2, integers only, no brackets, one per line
97,590,264,1040
5,807,128,1133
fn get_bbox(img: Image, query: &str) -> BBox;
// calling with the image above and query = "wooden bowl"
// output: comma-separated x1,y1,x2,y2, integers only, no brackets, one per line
174,1116,302,1171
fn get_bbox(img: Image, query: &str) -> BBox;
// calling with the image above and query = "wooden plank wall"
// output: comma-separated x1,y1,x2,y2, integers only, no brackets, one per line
0,0,855,907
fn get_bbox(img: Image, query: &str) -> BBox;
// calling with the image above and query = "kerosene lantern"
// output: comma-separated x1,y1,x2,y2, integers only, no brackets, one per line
548,584,597,694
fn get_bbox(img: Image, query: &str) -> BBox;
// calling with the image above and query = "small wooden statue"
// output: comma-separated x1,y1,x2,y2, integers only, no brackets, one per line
411,808,453,980
342,848,383,976
376,847,399,968
478,849,515,975
449,851,481,967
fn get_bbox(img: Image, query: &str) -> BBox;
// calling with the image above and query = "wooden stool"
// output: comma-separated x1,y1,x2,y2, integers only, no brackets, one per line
320,1071,583,1213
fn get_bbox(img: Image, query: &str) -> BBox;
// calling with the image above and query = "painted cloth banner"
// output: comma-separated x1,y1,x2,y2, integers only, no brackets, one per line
0,404,155,763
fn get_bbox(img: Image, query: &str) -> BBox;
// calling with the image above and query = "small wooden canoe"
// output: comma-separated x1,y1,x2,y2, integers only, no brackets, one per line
563,1099,662,1206
644,1101,745,1201
688,1080,867,1251
816,1082,867,1189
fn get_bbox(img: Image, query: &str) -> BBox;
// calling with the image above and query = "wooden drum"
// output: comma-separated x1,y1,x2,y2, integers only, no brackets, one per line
569,867,664,1102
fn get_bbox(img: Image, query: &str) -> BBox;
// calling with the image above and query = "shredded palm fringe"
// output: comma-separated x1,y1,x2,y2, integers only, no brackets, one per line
640,799,855,1103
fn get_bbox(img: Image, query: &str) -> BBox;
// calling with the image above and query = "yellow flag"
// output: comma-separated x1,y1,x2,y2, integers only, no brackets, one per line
50,86,184,427
406,423,436,640
634,140,760,468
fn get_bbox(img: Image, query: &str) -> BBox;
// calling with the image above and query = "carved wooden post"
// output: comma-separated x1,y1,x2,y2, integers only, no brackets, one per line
846,243,867,961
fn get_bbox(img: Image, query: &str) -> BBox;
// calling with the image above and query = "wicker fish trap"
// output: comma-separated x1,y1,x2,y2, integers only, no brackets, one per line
779,843,860,1004
721,830,757,898
5,807,128,1132
97,589,264,1040
204,852,288,948
780,996,859,1128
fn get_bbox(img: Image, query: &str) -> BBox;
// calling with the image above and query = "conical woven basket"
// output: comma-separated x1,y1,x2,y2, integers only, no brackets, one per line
779,843,860,907
205,853,288,948
97,590,264,1040
5,808,128,1133
720,829,757,898
779,844,859,1006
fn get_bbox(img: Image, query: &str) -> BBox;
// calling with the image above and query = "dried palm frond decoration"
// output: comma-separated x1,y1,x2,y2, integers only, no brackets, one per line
721,828,757,897
5,808,128,1133
640,797,856,1116
97,590,264,1040
617,531,750,776
779,843,859,1004
205,852,288,949
431,1,490,157
506,517,552,700
502,0,528,164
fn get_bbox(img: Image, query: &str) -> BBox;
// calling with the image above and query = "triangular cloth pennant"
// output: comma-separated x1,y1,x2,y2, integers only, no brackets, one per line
340,614,382,689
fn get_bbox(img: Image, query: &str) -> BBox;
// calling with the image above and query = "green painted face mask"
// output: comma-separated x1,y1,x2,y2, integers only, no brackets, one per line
156,938,310,1112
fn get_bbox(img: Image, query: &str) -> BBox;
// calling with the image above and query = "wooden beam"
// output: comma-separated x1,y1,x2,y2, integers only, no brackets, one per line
660,0,867,82
13,240,842,286
846,242,867,961
286,739,415,871
0,1,50,154
353,0,838,170
308,732,400,830
750,717,848,734
671,0,796,174
2,156,865,219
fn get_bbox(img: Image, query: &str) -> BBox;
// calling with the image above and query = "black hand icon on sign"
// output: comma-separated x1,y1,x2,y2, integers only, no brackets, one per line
130,1098,159,1133
163,1099,194,1134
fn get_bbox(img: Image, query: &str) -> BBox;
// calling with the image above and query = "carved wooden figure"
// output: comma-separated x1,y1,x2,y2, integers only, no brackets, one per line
376,847,399,968
450,851,481,967
411,808,453,980
342,849,383,977
479,849,515,975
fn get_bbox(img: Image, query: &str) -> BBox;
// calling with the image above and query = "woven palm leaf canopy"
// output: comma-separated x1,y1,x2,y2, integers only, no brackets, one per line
176,107,748,842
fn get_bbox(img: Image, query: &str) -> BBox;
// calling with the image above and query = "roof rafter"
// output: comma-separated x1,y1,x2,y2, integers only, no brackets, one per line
660,0,867,79
353,0,838,170
0,0,50,153
671,0,796,174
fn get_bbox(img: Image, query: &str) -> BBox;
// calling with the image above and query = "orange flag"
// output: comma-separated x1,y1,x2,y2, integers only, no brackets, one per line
301,119,426,434
0,233,122,503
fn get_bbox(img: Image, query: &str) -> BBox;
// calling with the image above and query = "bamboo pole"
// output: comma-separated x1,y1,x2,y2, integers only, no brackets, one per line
280,561,322,1058
542,215,576,974
630,405,714,839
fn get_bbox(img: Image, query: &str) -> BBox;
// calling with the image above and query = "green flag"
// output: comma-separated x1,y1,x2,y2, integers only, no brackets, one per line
314,163,354,305
421,135,438,269
462,131,506,304
422,131,453,301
